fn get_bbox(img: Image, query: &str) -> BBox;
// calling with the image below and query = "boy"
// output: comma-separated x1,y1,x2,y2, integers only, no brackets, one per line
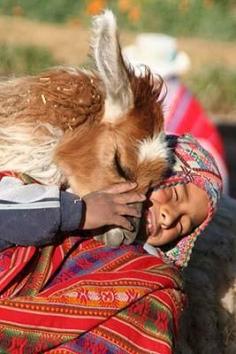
0,134,222,268
144,134,222,267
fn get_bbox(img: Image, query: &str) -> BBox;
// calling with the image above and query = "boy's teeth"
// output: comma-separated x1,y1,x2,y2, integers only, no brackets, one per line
147,212,153,235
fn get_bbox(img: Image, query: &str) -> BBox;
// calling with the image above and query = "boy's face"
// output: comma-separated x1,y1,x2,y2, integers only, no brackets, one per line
145,182,209,246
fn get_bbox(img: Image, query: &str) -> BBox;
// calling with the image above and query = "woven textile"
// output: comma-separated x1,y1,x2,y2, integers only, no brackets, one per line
156,134,222,268
0,172,184,354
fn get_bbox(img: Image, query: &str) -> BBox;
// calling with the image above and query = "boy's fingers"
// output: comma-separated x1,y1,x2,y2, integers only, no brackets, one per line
116,204,142,218
115,192,146,204
125,192,146,203
114,216,133,231
101,182,137,194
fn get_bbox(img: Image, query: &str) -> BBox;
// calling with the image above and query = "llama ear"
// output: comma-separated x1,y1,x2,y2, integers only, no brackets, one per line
91,10,133,122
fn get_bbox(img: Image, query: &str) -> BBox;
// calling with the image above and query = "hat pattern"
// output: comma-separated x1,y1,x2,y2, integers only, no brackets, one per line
156,134,222,267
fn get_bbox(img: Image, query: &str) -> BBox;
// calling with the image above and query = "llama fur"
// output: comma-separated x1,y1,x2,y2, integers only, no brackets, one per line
0,10,168,247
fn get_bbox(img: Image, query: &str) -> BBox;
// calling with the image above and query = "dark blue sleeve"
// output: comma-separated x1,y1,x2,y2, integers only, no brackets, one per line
0,178,84,249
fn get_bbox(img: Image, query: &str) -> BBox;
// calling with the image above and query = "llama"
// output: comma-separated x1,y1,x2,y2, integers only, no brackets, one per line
0,10,169,246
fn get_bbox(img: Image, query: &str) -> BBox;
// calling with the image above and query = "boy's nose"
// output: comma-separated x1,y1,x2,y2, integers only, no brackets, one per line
159,206,178,228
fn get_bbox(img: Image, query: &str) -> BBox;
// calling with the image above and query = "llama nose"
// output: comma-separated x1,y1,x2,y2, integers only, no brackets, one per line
159,207,177,228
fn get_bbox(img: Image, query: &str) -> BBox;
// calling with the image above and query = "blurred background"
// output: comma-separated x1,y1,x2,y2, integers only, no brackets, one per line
0,0,235,195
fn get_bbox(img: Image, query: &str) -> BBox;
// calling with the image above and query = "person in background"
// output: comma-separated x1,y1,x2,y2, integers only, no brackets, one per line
123,33,229,192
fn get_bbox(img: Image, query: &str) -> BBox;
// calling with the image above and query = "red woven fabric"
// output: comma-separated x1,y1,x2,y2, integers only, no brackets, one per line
0,172,185,353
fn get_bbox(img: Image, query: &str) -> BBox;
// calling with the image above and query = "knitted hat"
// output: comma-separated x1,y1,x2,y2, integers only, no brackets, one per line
155,134,222,267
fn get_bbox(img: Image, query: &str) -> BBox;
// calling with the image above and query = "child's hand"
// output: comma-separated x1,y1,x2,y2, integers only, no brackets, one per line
81,182,146,230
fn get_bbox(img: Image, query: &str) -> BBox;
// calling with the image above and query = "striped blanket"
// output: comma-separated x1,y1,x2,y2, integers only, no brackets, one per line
0,173,185,353
0,237,184,353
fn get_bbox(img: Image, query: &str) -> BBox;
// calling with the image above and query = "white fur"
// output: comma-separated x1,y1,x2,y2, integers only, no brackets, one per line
91,10,134,122
0,123,64,185
91,10,117,79
138,132,168,163
103,99,126,122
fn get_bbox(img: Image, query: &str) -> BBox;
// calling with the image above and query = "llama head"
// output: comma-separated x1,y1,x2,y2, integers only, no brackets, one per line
0,10,169,247
55,10,169,199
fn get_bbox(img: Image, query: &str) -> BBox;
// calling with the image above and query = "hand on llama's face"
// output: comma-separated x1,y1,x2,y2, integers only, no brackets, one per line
145,183,209,246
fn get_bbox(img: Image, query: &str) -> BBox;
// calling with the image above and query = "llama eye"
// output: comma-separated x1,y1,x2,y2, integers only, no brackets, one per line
114,150,133,181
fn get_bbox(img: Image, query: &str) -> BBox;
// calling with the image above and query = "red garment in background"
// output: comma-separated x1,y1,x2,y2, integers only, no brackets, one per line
164,79,228,191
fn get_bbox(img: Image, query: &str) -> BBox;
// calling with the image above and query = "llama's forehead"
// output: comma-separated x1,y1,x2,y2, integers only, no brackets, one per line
96,123,166,162
138,132,168,163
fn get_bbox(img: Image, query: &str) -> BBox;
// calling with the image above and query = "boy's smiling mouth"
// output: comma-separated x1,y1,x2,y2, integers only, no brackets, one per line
146,208,158,237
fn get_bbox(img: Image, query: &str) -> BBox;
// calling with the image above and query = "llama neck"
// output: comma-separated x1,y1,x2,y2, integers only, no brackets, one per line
0,122,65,185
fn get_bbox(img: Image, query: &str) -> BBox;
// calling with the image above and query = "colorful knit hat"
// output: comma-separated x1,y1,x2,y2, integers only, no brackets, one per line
155,134,222,268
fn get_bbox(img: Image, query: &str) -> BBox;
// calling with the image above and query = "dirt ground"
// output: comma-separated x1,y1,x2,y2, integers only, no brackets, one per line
0,15,235,71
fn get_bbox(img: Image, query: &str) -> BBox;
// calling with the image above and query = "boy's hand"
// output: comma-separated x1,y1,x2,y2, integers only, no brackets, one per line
81,182,146,230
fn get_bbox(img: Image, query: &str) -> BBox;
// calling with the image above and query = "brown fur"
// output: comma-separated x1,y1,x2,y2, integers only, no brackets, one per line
128,66,165,133
0,69,104,130
0,67,167,196
0,11,169,245
55,71,166,196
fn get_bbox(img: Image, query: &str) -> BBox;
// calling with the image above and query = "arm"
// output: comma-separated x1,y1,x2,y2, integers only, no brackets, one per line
0,176,145,250
0,176,83,249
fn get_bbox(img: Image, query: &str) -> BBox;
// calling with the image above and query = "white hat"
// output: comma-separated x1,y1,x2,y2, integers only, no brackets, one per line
123,33,191,78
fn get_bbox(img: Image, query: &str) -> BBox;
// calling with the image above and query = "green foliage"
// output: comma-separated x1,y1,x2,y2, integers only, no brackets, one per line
185,65,236,115
118,0,236,41
0,1,235,115
0,43,57,75
0,0,235,40
0,0,86,23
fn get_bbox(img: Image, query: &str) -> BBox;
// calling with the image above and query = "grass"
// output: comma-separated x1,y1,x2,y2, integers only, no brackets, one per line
0,43,235,117
185,65,236,117
0,0,235,41
0,1,235,116
0,0,85,24
0,43,57,76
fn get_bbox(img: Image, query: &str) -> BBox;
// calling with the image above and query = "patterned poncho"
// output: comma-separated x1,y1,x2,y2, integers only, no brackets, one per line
0,172,184,354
